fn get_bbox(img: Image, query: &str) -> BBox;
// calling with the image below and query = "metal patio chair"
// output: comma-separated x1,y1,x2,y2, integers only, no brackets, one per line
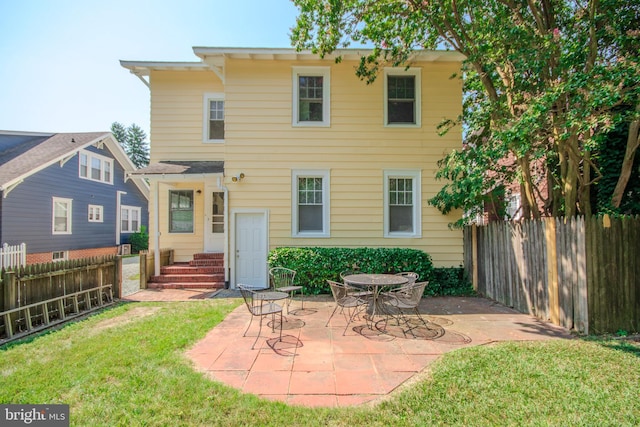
381,281,430,338
238,284,283,349
269,267,303,314
325,280,368,335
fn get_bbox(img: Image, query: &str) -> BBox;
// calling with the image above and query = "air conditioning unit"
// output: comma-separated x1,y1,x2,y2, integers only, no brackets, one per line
119,244,131,255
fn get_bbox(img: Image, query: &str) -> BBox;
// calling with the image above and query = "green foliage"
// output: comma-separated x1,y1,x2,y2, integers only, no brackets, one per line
111,121,150,168
127,225,148,253
268,247,437,295
429,267,475,296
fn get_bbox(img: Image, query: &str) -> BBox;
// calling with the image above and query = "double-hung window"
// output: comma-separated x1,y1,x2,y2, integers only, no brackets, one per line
169,190,194,233
121,205,141,232
203,93,225,142
79,150,113,184
88,205,103,223
384,68,421,127
292,67,330,127
384,170,421,237
292,170,330,237
53,197,72,234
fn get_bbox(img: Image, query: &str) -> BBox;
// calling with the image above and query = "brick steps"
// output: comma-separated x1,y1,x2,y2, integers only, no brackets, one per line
147,253,225,290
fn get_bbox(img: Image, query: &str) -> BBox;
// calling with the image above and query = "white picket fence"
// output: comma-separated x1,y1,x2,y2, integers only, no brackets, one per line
0,243,26,269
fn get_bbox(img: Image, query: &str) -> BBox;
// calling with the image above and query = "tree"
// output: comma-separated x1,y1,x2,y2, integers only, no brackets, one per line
110,122,150,168
291,0,640,224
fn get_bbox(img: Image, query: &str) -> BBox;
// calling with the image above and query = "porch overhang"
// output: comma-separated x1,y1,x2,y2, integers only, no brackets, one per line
127,160,224,181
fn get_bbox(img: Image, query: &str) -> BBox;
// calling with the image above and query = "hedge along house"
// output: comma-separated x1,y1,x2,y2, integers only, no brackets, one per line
0,131,149,264
122,47,464,289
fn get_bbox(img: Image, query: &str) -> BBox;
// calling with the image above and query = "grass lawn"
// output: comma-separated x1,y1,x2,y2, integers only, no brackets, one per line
1,299,639,426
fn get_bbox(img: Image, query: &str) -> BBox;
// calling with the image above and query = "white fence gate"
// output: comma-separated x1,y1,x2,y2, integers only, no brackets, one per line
0,243,26,269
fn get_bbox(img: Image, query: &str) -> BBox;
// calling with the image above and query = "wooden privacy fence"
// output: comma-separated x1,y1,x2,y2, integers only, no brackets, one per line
465,216,640,335
0,256,121,343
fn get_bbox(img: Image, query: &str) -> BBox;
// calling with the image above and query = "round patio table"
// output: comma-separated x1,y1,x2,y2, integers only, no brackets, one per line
342,274,408,323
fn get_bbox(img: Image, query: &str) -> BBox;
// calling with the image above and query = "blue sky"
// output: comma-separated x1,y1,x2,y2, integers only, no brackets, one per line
0,0,299,137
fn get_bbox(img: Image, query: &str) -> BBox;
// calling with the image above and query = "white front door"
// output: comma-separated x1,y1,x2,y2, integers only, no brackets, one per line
204,189,225,252
234,211,268,289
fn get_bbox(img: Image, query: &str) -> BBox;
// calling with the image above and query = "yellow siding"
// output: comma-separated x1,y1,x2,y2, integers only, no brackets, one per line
149,56,463,267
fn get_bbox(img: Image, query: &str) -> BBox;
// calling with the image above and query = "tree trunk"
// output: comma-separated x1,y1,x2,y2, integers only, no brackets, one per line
611,106,640,208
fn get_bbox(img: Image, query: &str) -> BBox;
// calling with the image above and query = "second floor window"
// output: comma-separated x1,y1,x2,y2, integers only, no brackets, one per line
169,190,194,233
79,150,113,184
384,68,421,127
292,67,330,127
203,93,225,142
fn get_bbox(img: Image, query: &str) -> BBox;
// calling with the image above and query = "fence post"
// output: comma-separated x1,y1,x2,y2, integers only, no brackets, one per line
114,256,122,299
545,218,560,324
471,224,478,291
3,270,17,311
139,252,148,289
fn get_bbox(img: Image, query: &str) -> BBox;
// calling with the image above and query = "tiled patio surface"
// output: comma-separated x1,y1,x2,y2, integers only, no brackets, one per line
124,291,574,408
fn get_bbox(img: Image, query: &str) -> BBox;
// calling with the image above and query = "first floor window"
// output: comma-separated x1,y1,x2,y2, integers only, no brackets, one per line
292,170,330,237
169,190,194,233
53,197,72,234
121,205,141,232
52,251,67,261
88,205,104,222
384,170,421,237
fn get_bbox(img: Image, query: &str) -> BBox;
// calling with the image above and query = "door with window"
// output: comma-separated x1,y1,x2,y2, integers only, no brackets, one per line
204,189,225,252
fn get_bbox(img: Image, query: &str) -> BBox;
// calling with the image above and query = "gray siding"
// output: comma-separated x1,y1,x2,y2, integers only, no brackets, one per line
1,144,148,253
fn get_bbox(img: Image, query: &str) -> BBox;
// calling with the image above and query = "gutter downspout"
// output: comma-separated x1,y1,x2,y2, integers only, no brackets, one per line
217,176,230,288
116,191,127,246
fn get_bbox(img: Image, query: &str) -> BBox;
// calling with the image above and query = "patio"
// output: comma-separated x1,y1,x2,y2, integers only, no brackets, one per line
171,293,575,408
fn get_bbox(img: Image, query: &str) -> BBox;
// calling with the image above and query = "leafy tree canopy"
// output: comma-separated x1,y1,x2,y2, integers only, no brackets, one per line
111,122,150,169
292,0,640,225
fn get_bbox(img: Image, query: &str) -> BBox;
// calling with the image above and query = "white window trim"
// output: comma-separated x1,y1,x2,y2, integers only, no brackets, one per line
52,197,72,235
88,204,104,223
121,205,142,233
383,170,422,238
203,92,225,143
383,67,422,128
169,189,195,234
292,169,331,238
52,251,68,262
292,66,331,127
79,150,114,184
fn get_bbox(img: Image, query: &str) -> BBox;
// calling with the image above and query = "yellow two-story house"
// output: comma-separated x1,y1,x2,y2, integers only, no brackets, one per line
122,47,464,289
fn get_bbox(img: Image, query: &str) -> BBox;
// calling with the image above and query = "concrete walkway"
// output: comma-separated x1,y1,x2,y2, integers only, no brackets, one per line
125,290,574,407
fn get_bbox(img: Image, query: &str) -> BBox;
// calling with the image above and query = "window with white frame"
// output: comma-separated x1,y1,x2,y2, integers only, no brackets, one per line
292,67,330,127
88,204,103,223
384,68,421,127
169,190,194,233
292,170,330,237
121,205,141,233
203,93,225,142
52,251,67,261
79,150,113,184
52,197,72,234
384,170,422,237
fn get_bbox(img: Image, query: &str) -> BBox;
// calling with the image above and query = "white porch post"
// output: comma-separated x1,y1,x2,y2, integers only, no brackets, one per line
154,181,160,277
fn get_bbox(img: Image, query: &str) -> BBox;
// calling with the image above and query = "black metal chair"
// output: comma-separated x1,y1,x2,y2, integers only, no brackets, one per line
238,284,283,349
382,281,429,338
325,280,368,335
269,267,303,314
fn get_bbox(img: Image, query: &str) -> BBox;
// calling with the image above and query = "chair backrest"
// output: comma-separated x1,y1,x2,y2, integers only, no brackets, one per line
327,280,350,303
395,272,419,283
399,281,429,307
269,267,296,290
237,284,257,314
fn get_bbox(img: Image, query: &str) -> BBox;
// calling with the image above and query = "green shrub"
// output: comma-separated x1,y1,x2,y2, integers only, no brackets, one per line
429,267,475,296
128,225,149,253
268,247,435,295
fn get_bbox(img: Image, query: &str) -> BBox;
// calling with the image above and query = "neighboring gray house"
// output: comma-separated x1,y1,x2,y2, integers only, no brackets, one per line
0,130,149,264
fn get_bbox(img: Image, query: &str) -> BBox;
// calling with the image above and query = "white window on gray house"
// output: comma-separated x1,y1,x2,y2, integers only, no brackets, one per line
79,150,113,184
52,197,72,234
88,204,104,223
121,205,141,232
384,170,422,237
292,67,330,127
292,170,330,237
203,93,225,142
169,190,194,233
384,68,421,127
52,251,67,261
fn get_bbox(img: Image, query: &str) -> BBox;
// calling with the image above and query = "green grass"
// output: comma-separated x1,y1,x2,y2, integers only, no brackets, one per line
1,300,639,426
